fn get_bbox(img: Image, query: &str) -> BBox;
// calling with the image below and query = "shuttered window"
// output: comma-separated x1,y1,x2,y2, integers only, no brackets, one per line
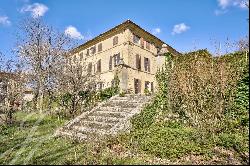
97,59,101,73
136,54,141,70
114,53,120,66
90,46,96,54
140,37,144,48
146,41,150,50
87,63,92,74
98,43,102,52
109,56,112,70
144,57,150,72
113,36,118,46
73,55,76,63
151,82,154,93
86,49,89,56
145,81,150,90
134,79,141,94
79,52,83,61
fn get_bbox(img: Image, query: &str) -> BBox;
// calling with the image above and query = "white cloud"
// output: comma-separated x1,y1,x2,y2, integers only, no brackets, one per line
217,0,248,9
172,23,190,35
152,28,161,35
64,26,84,40
21,3,48,18
0,16,11,26
218,0,231,9
214,9,228,15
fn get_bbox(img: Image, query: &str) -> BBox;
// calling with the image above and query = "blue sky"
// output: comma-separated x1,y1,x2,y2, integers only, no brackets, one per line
0,0,249,58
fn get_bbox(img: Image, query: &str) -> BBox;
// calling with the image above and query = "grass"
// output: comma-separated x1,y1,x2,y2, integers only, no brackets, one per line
0,108,248,165
0,111,156,165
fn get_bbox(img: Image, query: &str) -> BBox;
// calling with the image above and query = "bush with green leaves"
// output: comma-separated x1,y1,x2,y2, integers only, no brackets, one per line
122,50,249,161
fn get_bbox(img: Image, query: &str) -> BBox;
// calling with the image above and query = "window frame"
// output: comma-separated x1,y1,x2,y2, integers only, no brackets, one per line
79,52,83,61
133,34,140,44
113,36,118,46
98,43,102,52
144,57,150,72
97,59,101,73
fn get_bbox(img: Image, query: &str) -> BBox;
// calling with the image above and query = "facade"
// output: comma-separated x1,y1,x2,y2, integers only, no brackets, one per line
0,72,33,108
70,20,180,94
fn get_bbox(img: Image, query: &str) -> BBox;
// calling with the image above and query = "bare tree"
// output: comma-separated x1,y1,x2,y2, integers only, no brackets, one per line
237,36,249,52
16,17,73,110
0,52,25,124
58,54,96,116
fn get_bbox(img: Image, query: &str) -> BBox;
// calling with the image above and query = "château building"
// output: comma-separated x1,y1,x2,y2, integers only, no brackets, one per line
70,20,180,94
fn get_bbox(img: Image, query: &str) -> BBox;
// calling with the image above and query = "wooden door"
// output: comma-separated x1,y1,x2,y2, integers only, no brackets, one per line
134,79,141,94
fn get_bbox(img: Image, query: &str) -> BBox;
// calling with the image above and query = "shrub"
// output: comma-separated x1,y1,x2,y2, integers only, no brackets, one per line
125,50,249,160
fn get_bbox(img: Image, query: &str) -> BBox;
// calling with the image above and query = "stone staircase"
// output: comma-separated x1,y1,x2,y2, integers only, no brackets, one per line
55,94,152,141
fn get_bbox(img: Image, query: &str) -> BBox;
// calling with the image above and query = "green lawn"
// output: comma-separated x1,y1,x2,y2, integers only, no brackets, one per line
0,112,147,165
0,111,248,165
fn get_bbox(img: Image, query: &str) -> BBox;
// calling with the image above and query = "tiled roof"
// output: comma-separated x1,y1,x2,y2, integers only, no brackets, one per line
72,20,181,56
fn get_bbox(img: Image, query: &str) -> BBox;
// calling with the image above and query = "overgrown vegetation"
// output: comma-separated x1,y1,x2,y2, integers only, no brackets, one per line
117,50,249,164
0,112,158,165
0,50,248,165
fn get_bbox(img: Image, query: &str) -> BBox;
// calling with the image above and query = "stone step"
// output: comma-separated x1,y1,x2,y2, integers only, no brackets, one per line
89,111,127,118
102,101,139,108
85,115,121,123
56,129,88,140
72,125,110,135
114,95,151,101
110,98,143,102
95,107,134,113
75,120,115,130
56,94,152,141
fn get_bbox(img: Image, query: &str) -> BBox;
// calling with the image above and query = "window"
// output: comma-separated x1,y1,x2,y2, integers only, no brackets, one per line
140,37,144,48
144,57,150,72
97,59,101,73
134,79,141,94
87,63,92,74
113,36,118,46
98,43,102,52
113,53,120,66
135,54,141,70
111,80,115,87
133,35,140,44
90,46,96,54
156,46,160,53
145,81,150,90
79,52,83,61
109,56,113,70
98,82,103,90
151,82,154,93
146,41,150,50
73,55,76,63
86,49,89,56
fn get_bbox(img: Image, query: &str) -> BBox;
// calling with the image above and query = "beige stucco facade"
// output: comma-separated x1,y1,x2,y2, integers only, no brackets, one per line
70,20,180,94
